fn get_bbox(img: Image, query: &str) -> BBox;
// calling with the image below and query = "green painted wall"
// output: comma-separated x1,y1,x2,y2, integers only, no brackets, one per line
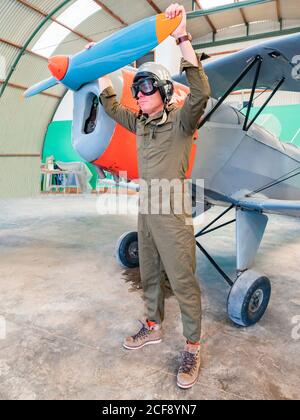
249,104,300,145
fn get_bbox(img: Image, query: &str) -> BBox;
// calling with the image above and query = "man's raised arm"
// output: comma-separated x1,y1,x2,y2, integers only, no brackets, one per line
166,3,211,135
84,43,138,134
99,75,138,134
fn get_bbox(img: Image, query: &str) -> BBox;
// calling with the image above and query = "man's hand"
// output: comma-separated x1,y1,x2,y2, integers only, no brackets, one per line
85,42,96,50
165,3,187,39
99,75,113,92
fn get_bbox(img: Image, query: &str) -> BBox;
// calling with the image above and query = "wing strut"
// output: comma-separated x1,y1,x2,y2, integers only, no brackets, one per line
246,166,300,197
198,54,285,131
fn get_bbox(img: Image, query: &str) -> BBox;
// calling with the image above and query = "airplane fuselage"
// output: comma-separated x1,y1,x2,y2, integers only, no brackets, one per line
192,99,300,208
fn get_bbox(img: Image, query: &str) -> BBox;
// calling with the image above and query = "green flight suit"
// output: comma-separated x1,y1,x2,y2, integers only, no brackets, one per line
100,52,211,342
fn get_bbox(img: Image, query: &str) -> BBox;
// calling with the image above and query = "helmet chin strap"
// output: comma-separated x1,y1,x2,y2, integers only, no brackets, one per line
137,104,168,120
157,109,168,125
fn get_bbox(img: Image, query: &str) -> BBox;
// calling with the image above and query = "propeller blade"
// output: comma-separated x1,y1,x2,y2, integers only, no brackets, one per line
24,77,58,98
25,13,181,97
49,13,181,91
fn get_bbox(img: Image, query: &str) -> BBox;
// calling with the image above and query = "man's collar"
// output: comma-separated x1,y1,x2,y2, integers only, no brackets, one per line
140,108,165,125
145,109,165,125
139,104,176,125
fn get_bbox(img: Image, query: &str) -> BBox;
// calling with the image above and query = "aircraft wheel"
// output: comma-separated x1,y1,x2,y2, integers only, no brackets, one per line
115,231,139,268
227,270,271,327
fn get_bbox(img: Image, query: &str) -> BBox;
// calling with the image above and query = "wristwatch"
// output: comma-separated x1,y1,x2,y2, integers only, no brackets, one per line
176,33,192,45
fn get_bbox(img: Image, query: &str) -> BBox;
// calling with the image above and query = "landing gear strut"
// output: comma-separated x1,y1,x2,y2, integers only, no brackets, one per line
195,205,271,327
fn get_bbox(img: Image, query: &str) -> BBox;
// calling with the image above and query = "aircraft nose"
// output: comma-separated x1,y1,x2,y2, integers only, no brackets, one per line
48,55,69,80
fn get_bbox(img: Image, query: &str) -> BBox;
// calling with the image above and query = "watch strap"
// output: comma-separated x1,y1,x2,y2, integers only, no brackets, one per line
176,34,191,45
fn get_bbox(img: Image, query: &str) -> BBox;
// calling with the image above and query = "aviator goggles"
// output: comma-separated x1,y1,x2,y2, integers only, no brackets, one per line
131,77,164,99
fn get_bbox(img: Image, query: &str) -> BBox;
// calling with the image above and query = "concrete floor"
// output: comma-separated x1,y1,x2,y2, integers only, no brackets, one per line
0,195,299,400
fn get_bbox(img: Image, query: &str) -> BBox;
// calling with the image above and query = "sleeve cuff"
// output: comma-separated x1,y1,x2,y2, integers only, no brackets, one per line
100,86,117,98
180,52,210,74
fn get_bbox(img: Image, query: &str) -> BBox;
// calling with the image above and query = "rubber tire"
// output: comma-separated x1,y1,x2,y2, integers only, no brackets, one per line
115,231,139,269
227,270,271,327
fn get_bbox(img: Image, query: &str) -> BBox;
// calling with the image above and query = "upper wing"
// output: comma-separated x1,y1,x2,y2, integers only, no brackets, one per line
174,33,300,98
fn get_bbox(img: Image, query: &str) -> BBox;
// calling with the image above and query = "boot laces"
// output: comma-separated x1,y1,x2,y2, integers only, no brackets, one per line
132,321,150,341
179,351,197,374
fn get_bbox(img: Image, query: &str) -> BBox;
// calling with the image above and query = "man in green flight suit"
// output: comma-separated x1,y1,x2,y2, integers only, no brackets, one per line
90,3,210,389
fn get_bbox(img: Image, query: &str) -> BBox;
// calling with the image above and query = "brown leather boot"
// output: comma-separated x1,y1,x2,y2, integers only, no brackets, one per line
123,320,162,350
177,342,201,389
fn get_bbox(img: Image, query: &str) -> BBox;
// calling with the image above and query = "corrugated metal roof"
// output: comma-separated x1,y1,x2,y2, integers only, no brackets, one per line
282,2,300,20
29,0,68,14
244,1,278,21
103,0,154,24
0,0,46,45
209,9,245,30
2,0,300,101
38,30,87,56
72,8,121,43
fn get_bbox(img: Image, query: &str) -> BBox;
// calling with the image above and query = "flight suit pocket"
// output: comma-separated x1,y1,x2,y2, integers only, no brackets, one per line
155,122,173,133
153,122,173,149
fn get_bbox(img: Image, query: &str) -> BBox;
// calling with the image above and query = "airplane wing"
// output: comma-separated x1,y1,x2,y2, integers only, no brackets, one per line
232,196,300,218
175,33,300,98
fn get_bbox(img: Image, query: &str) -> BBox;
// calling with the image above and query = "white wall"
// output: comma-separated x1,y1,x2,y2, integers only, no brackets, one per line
53,90,74,122
155,36,183,75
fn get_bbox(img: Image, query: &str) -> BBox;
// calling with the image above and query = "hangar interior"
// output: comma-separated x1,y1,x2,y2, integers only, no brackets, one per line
0,0,300,400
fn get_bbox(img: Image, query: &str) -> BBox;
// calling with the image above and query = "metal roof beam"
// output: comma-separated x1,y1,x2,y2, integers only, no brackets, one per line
276,0,282,20
93,1,128,26
234,0,249,25
146,1,162,14
187,0,275,19
193,0,217,34
275,0,282,29
16,0,93,42
0,154,41,157
193,25,300,49
0,37,48,61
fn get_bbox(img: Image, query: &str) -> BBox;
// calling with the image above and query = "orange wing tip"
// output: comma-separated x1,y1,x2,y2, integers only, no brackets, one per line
48,55,69,81
156,13,182,44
